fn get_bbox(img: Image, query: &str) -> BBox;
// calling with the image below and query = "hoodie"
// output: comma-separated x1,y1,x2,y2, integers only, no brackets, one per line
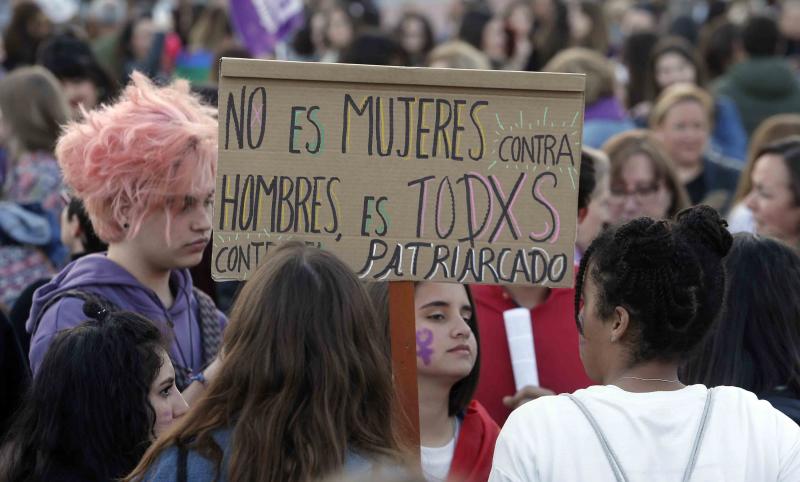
26,254,227,375
715,57,800,136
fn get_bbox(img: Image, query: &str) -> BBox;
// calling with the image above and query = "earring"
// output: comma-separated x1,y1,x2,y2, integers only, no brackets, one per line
123,223,130,229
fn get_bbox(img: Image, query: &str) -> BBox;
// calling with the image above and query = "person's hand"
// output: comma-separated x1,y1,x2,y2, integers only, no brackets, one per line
202,354,224,385
502,385,555,411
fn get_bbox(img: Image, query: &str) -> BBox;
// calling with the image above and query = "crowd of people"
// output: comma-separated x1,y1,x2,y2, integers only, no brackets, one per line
1,0,800,481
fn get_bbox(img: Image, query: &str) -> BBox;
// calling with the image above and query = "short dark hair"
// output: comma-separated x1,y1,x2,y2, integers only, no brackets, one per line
0,302,167,481
340,31,410,66
755,136,800,207
682,233,800,395
575,205,732,363
742,15,780,57
38,33,120,104
699,18,740,80
458,7,492,51
66,197,108,254
578,151,597,212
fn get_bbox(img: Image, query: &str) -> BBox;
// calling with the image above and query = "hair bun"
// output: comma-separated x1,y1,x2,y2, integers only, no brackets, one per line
676,205,733,258
614,217,675,268
82,299,110,322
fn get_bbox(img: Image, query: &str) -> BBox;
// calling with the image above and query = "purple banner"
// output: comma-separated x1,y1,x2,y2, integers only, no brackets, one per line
229,0,304,57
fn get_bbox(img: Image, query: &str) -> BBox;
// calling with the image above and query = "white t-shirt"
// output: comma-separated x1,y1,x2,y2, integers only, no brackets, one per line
728,203,755,234
421,419,461,482
490,385,800,482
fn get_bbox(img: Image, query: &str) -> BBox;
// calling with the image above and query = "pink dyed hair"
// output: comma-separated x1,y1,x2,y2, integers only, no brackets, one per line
56,72,217,243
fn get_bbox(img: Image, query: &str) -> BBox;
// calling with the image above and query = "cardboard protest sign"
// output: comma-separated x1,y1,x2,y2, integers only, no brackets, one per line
213,59,585,286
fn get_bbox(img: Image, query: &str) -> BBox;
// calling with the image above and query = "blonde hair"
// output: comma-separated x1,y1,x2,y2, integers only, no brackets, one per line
649,83,714,128
427,41,491,70
543,47,615,106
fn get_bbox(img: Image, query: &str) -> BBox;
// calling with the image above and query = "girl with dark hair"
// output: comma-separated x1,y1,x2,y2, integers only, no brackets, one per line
127,242,405,481
415,282,498,482
683,233,800,424
490,206,800,481
568,1,609,55
0,302,187,481
367,281,499,482
2,2,51,72
395,12,435,67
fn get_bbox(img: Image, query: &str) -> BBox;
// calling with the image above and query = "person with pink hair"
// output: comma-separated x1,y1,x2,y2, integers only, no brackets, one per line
26,72,226,405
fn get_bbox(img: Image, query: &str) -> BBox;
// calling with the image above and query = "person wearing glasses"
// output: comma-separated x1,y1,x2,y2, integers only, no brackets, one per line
602,130,690,226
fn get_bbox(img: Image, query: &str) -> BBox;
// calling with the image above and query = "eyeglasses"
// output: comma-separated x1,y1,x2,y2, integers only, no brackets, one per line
609,183,660,203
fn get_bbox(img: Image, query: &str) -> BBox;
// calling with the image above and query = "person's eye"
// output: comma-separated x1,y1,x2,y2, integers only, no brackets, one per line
428,313,446,321
160,387,171,398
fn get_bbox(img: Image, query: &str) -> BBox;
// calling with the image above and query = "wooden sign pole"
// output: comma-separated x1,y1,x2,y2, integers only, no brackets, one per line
388,281,420,456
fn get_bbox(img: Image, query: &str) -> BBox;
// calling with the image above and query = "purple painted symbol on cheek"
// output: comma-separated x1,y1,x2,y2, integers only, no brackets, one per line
416,328,434,366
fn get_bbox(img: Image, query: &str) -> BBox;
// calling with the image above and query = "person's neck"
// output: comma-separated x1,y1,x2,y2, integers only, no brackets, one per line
418,376,456,447
676,161,704,184
605,360,684,392
107,244,174,307
505,286,550,310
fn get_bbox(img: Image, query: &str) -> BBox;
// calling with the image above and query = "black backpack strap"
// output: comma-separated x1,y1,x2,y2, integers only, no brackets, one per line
177,444,188,482
29,289,119,340
193,287,223,368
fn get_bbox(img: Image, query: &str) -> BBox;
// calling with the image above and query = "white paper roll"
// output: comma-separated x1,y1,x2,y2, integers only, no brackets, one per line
503,307,539,390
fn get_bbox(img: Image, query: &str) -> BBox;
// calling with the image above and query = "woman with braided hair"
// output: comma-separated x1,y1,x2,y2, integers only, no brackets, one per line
489,206,800,481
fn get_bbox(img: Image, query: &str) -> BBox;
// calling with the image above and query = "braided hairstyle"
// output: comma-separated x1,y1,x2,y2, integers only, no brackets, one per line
574,205,732,363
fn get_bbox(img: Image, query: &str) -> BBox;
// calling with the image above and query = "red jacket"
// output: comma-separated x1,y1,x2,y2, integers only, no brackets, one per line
448,400,500,482
470,285,593,425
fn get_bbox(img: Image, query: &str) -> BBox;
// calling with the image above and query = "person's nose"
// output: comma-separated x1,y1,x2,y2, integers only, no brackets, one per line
172,391,189,419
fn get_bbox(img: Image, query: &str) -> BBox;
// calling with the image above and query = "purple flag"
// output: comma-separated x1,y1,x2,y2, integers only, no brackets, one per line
230,0,304,57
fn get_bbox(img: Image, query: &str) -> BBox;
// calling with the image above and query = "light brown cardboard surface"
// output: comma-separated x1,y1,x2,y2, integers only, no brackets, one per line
214,59,586,286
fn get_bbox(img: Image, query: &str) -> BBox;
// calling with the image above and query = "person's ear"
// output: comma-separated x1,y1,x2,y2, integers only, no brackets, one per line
577,206,589,223
118,201,132,230
610,306,630,343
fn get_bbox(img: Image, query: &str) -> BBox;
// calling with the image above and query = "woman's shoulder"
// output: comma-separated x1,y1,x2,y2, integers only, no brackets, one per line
142,428,233,482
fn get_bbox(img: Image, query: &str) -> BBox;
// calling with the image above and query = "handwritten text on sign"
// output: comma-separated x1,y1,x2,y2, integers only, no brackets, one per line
213,60,585,286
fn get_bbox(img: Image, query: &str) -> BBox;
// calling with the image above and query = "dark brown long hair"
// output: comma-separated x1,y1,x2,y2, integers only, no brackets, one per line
127,242,405,481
